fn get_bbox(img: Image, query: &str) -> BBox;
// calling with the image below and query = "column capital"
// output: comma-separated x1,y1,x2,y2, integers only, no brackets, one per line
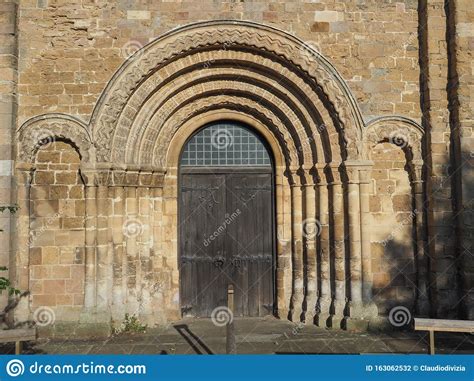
344,166,360,184
79,166,165,188
343,160,374,169
290,175,302,188
302,165,317,186
409,160,424,185
312,164,325,185
325,163,343,185
343,160,374,184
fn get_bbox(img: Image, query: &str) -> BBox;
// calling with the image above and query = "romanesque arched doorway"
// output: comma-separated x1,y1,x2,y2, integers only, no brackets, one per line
179,121,275,317
13,21,432,334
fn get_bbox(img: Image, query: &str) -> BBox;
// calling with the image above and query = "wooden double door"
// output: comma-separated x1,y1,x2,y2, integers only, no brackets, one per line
179,167,275,317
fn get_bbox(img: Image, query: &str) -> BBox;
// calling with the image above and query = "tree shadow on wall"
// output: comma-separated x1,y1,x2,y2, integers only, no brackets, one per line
378,148,474,325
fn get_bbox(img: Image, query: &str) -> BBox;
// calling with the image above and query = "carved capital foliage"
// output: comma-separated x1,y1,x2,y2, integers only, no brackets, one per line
17,114,94,164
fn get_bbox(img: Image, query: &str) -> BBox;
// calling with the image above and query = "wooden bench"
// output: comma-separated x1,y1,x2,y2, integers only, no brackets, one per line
414,318,474,355
0,328,37,354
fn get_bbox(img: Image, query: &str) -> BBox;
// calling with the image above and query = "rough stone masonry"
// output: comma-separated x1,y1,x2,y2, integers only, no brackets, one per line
0,0,472,337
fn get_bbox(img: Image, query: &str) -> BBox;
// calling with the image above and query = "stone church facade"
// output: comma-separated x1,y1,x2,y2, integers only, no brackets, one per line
0,1,472,336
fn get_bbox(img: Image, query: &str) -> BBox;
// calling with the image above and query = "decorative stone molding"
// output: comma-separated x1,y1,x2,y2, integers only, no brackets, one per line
80,167,165,188
364,116,424,162
17,113,94,164
152,97,298,168
12,22,435,332
113,51,333,166
89,20,364,162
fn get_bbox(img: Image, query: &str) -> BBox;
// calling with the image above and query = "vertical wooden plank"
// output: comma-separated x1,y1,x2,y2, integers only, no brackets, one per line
180,172,228,316
180,167,274,318
15,341,22,355
429,330,435,355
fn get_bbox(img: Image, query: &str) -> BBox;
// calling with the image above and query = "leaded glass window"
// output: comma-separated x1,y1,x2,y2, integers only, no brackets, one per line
180,122,271,166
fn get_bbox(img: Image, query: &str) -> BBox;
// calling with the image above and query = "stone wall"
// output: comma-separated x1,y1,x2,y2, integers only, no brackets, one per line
369,142,415,315
16,0,421,124
4,1,473,334
0,0,17,310
30,141,85,320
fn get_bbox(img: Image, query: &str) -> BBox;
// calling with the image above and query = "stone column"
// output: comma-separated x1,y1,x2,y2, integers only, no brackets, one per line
275,170,292,319
150,186,163,316
83,174,97,310
302,166,318,323
345,164,363,306
290,170,304,321
162,168,180,321
125,186,139,313
95,181,110,312
111,185,125,320
412,162,430,316
328,164,346,328
12,166,33,323
345,162,378,330
315,164,331,327
138,185,152,321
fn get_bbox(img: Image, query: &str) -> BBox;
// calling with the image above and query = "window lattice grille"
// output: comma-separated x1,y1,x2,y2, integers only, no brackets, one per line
180,123,271,166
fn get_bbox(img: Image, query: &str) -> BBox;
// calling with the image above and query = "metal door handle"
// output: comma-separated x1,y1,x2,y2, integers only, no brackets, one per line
213,256,225,268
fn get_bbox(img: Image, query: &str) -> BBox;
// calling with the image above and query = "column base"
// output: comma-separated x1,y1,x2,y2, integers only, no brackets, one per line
327,300,345,329
277,308,289,321
343,301,379,332
303,309,316,324
303,292,318,324
314,297,331,327
289,304,304,322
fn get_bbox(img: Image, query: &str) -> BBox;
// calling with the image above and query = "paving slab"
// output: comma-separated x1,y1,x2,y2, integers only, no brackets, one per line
1,317,472,355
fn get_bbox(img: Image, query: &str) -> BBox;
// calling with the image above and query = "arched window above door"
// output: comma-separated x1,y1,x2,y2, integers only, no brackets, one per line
180,122,271,166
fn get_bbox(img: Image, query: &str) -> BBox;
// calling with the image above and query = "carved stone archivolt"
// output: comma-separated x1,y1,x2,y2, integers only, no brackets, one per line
17,113,94,164
363,116,424,162
153,96,299,168
113,50,335,167
89,20,364,163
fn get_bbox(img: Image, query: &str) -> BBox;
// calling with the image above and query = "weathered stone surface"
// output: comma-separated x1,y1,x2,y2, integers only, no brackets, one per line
2,1,471,335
